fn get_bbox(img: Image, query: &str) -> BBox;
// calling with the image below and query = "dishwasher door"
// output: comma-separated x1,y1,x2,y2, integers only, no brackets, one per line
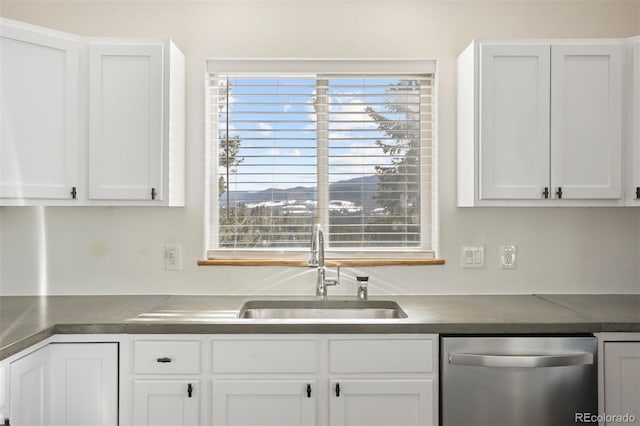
441,336,597,426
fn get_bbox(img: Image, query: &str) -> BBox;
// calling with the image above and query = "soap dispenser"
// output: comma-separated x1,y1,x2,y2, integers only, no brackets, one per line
356,276,369,300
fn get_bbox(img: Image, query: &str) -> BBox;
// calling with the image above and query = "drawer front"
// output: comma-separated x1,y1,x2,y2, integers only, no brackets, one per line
212,339,318,373
329,338,433,374
134,341,200,374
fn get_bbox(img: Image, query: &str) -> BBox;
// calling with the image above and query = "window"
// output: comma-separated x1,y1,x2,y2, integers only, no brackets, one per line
205,60,437,260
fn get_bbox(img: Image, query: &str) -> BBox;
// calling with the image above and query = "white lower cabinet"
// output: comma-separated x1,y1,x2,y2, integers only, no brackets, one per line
133,380,199,426
9,344,49,426
329,379,433,426
125,334,438,426
212,380,317,426
5,341,118,426
208,335,437,426
49,343,118,426
598,333,640,426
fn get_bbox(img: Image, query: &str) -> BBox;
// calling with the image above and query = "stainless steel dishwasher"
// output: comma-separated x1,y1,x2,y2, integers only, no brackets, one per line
441,336,597,426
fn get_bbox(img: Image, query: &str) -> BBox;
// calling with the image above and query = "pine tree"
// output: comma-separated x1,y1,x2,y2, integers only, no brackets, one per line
365,79,421,243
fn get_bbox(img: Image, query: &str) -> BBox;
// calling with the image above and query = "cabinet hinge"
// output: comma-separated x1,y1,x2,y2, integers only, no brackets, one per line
556,187,563,199
151,188,156,200
636,187,640,200
71,187,77,200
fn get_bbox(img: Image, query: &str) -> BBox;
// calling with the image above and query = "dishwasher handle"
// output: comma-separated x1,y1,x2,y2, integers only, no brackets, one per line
448,352,593,368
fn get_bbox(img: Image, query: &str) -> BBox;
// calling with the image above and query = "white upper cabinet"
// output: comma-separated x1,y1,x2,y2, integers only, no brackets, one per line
627,37,640,205
458,39,627,207
0,18,185,206
550,43,623,200
89,43,163,201
88,40,184,204
0,18,81,202
478,44,550,200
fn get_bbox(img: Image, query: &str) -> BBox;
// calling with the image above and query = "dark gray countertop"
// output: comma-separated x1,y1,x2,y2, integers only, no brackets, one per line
1,294,638,360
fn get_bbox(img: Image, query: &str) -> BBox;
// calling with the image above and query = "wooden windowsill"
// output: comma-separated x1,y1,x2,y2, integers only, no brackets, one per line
197,258,445,267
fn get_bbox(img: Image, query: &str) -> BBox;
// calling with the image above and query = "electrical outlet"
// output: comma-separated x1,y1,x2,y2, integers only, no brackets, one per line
462,246,484,269
165,245,182,271
500,245,517,269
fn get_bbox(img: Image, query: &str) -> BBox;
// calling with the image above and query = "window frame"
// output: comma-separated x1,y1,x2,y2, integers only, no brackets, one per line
203,59,439,262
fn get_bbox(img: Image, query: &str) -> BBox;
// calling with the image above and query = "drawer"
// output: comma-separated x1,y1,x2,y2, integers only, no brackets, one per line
329,338,433,374
133,341,200,374
212,339,318,373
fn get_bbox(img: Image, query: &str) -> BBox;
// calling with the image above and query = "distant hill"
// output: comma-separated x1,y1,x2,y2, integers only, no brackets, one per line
220,175,381,211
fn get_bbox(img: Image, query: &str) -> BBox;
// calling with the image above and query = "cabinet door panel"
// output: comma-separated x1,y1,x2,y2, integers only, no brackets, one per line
212,380,316,426
49,343,118,426
329,379,433,426
9,347,50,426
551,44,623,199
479,44,550,200
604,342,640,425
0,22,80,200
134,380,199,426
89,43,163,201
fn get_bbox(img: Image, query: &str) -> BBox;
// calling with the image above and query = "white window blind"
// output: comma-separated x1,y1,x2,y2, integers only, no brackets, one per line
206,62,435,256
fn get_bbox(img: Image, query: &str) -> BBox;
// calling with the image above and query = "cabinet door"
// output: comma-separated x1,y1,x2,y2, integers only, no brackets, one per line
629,38,640,204
329,379,433,426
0,20,80,200
0,363,7,424
133,380,199,426
212,380,316,426
9,346,50,426
551,43,623,200
49,343,118,426
603,342,640,425
89,42,164,201
479,44,551,200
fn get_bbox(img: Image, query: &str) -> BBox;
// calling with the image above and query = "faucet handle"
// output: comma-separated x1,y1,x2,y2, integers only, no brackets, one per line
325,265,340,287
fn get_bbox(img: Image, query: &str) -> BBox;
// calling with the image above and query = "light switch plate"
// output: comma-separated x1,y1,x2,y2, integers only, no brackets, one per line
462,246,484,269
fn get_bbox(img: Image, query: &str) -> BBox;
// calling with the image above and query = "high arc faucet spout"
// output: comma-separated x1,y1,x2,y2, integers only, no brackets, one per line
308,224,338,299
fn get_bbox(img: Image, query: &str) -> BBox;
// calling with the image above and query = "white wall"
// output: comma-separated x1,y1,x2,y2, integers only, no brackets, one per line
1,0,639,296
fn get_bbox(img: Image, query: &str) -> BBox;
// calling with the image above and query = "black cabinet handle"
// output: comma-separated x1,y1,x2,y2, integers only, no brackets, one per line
306,384,311,398
151,188,157,200
636,187,640,199
187,383,193,398
156,357,172,363
71,187,77,200
335,383,340,397
542,187,549,199
556,187,563,199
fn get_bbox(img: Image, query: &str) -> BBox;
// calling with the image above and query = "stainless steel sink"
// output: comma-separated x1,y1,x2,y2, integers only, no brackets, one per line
237,300,407,320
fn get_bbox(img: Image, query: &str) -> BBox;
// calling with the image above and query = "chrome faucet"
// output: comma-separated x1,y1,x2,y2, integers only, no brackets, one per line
309,224,339,299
